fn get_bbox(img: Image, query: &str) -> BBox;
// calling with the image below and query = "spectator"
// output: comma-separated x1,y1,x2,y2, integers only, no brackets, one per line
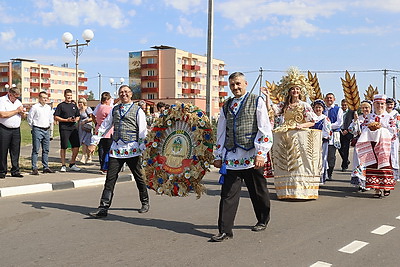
27,91,55,175
54,89,81,172
77,98,94,164
0,85,26,178
339,99,354,172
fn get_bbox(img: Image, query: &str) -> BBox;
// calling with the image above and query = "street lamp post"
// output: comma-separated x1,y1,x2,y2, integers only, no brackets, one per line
109,77,125,96
62,29,94,102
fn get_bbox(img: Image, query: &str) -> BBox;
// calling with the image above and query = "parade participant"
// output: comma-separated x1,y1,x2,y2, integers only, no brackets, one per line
386,97,399,181
94,92,113,174
356,94,397,197
212,72,272,242
77,98,94,164
27,91,55,175
348,100,372,190
339,99,354,172
263,67,319,200
88,85,149,218
0,86,26,178
324,93,343,180
54,89,81,172
310,100,331,183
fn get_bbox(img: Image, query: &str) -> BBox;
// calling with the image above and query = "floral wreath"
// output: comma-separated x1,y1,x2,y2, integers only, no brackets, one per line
143,102,214,198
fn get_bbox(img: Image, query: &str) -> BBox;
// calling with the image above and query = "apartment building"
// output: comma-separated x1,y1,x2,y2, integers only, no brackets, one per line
0,58,88,107
129,45,228,118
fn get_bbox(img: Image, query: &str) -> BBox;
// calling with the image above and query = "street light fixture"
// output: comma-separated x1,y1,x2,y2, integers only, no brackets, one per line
110,77,125,96
62,29,94,102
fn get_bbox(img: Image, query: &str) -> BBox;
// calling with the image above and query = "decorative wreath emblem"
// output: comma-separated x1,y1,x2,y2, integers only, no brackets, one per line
143,102,214,198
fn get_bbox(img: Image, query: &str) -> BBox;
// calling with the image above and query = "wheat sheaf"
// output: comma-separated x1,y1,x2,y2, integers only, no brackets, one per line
275,132,301,172
364,85,378,101
307,71,323,101
341,71,360,111
266,80,284,104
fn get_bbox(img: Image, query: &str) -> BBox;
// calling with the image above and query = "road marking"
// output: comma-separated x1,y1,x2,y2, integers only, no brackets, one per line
396,216,400,220
0,183,53,197
310,261,332,267
371,225,395,235
338,240,369,254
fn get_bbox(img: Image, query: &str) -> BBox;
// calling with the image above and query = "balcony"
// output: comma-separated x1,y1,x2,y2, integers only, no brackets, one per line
191,65,200,71
41,73,51,78
78,86,87,91
141,75,158,81
0,71,10,76
182,88,191,94
182,64,192,71
191,89,200,94
219,91,228,97
30,72,40,77
141,63,158,69
0,82,8,87
219,70,229,76
30,82,40,87
41,83,51,88
78,77,88,82
142,87,158,93
30,92,40,98
219,81,228,86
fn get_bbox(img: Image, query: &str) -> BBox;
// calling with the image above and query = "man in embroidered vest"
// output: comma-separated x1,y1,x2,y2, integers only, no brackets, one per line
324,93,343,180
88,85,149,218
211,72,273,242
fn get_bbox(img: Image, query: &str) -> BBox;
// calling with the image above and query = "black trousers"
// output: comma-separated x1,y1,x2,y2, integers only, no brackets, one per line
218,167,271,235
0,124,21,175
98,156,149,210
98,138,112,170
339,132,353,169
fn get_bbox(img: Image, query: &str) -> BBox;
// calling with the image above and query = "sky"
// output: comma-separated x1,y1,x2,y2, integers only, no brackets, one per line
1,0,400,101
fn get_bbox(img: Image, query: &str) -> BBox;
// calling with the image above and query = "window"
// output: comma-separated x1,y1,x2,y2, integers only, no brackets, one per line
24,88,29,92
24,67,29,72
148,94,155,99
177,82,182,88
177,58,182,64
147,82,155,88
177,70,182,76
147,70,155,76
147,58,155,64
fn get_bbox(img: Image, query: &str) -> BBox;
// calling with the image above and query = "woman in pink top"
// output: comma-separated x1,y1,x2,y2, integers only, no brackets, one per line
93,92,114,173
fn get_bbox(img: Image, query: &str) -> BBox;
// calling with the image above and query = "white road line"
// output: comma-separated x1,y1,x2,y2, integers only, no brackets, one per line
371,225,395,235
338,240,369,254
310,261,332,267
396,216,400,220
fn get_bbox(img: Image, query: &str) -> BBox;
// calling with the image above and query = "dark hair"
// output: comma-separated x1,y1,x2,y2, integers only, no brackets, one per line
101,92,111,104
64,89,72,95
228,72,245,81
325,92,335,98
156,102,166,110
39,91,48,97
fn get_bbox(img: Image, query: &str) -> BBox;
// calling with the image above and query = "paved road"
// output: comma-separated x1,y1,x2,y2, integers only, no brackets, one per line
1,167,400,266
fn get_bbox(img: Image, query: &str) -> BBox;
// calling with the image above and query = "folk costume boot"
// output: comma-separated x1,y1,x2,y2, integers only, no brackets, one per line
138,191,149,213
89,189,113,218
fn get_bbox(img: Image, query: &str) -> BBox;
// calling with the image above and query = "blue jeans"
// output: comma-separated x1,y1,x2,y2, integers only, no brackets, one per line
31,127,50,170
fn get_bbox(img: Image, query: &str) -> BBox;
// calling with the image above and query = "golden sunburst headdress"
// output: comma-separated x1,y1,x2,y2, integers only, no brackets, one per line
277,66,314,101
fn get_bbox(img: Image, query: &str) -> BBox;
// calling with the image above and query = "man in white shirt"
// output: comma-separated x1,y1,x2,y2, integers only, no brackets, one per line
27,91,55,175
0,86,26,178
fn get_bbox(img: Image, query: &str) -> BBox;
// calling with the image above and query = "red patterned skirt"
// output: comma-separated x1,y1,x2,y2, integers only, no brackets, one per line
365,164,395,190
263,152,274,178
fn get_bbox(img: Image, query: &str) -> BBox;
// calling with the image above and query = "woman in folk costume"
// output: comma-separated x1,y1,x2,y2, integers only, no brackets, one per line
348,100,372,190
262,67,321,200
386,97,400,181
356,94,397,198
310,100,331,184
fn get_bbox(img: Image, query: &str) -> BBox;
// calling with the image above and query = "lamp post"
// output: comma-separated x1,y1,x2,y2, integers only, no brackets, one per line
109,77,125,96
62,29,94,102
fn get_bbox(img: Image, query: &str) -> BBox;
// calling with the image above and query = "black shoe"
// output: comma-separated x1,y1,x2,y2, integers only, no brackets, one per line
31,169,39,175
43,168,55,173
88,209,108,218
138,203,149,213
210,233,233,242
252,223,267,232
0,173,5,179
11,173,23,178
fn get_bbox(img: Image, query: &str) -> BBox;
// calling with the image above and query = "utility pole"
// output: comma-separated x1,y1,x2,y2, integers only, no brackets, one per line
206,0,213,118
383,69,387,94
98,73,102,100
392,76,396,99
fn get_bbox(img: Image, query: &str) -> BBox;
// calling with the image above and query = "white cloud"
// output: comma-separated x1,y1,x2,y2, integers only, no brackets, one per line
0,29,58,50
0,29,16,42
128,9,137,16
39,0,129,29
139,37,148,44
176,17,204,37
353,0,400,12
166,22,174,32
338,26,392,35
163,0,205,13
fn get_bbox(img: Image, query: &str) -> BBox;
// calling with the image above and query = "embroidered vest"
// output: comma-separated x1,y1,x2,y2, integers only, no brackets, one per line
326,105,340,132
112,103,139,143
223,93,259,151
311,118,324,130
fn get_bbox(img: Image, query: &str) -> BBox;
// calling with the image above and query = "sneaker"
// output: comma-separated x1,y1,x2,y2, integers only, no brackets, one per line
31,169,39,175
86,159,93,164
60,165,67,172
43,168,55,174
69,164,81,172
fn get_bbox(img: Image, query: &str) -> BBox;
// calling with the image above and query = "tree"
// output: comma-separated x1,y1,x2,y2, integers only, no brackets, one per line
87,90,95,100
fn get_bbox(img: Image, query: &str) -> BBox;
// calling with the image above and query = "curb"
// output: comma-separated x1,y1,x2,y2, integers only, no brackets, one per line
0,174,134,198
